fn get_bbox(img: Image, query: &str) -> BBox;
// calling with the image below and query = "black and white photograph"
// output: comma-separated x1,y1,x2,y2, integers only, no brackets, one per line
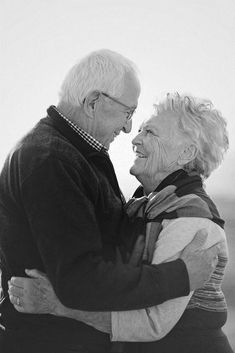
1,1,235,352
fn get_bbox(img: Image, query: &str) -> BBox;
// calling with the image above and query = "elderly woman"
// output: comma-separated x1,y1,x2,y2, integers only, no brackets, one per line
8,93,233,353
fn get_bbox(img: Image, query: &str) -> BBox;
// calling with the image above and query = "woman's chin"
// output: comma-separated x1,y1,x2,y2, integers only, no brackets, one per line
129,166,134,175
129,165,137,176
129,165,142,179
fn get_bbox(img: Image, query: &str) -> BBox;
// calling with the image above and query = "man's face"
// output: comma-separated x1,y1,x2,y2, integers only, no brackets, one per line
130,111,188,180
94,73,140,149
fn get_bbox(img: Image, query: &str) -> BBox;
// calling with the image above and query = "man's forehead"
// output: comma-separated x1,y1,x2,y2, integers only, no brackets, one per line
121,72,140,106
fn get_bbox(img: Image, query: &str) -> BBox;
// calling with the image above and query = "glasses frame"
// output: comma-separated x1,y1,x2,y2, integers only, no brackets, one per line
100,92,136,121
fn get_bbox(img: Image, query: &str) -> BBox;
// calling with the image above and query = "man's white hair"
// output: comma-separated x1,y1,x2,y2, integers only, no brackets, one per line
155,92,229,179
59,49,139,107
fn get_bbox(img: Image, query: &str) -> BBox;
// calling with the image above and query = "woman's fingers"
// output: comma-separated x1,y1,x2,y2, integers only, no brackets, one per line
8,275,59,315
9,294,22,307
9,276,29,288
9,277,41,296
9,292,26,313
8,282,24,297
13,304,26,313
25,268,48,279
8,279,44,314
10,300,25,313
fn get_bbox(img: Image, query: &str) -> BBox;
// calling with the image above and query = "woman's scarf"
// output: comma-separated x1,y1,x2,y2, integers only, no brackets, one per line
126,169,224,263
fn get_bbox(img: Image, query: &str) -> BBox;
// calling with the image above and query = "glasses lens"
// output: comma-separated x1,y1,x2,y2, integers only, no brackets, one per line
127,112,132,120
127,109,135,120
101,92,136,120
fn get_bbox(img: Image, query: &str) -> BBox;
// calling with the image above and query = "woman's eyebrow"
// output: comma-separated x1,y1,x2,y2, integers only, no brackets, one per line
144,124,159,133
138,123,145,131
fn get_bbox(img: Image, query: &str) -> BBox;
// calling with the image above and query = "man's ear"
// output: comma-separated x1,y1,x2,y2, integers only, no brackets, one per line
178,144,198,166
83,91,100,118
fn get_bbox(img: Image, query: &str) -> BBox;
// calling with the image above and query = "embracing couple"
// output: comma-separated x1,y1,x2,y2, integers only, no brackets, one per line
0,49,233,353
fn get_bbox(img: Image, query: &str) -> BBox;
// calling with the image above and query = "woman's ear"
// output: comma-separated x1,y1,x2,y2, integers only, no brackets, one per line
83,91,100,118
178,144,198,166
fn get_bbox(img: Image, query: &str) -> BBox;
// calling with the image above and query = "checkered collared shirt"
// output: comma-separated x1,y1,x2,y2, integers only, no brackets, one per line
53,106,108,154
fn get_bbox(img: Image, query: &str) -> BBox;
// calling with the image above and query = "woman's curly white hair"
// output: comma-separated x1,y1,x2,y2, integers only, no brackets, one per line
154,92,229,179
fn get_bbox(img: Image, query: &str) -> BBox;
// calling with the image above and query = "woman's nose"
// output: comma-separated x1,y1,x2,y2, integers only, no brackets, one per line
132,132,142,145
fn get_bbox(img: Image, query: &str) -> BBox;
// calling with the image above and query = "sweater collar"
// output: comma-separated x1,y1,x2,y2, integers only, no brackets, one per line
46,105,109,159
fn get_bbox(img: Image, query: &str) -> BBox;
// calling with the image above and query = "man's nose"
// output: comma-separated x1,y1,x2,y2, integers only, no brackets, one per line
122,119,132,133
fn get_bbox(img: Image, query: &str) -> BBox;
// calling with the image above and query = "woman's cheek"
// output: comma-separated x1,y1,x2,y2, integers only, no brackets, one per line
145,140,166,175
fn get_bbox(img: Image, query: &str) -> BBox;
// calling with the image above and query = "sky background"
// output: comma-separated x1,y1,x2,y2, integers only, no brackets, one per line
1,0,235,199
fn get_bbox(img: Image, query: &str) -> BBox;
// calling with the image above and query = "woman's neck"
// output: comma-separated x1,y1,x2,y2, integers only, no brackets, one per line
138,168,181,195
136,173,166,196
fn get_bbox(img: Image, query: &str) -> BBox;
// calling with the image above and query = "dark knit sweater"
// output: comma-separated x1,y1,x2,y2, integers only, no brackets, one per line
0,106,189,352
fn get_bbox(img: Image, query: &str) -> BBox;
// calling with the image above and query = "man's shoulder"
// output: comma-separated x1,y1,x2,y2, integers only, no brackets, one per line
5,119,94,184
13,118,85,163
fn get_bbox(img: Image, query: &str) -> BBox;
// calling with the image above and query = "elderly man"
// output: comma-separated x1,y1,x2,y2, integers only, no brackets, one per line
0,50,218,353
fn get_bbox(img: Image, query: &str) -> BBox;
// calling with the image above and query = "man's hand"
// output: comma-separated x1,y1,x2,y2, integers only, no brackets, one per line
180,229,220,291
8,269,64,315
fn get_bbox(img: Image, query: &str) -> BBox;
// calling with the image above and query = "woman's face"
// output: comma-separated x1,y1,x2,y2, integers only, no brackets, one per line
130,110,189,180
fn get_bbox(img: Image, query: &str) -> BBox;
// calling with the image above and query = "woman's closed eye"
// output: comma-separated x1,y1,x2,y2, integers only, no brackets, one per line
137,127,159,137
145,129,158,137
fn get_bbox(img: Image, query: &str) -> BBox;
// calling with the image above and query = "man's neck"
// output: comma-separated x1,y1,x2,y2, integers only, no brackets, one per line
57,101,88,131
56,101,107,151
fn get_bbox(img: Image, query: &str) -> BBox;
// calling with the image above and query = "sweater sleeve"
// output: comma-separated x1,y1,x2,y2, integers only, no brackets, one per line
111,217,227,341
21,157,190,311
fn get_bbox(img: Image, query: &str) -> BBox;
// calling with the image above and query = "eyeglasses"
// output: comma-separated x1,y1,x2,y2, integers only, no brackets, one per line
100,92,136,121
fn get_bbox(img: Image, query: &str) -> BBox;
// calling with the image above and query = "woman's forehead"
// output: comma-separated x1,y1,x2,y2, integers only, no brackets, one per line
140,111,179,130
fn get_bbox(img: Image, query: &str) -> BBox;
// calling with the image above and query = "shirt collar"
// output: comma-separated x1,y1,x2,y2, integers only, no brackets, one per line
51,105,108,154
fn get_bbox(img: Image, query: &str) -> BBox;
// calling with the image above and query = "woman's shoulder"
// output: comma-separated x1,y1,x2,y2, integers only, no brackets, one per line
161,217,226,246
